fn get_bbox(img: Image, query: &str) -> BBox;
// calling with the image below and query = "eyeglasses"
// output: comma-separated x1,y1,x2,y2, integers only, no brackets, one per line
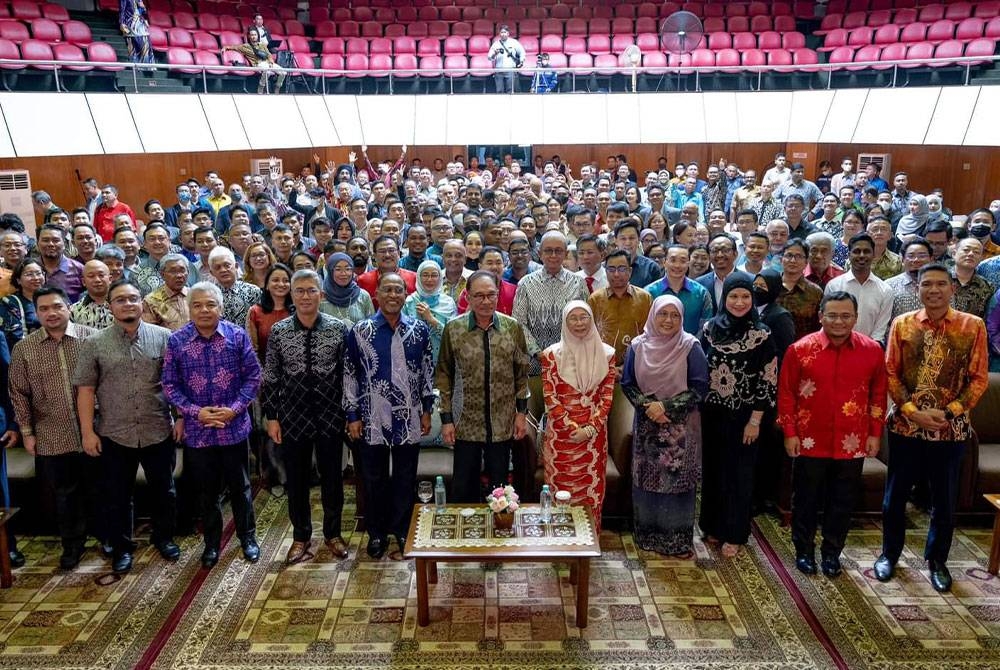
292,287,320,297
470,291,498,301
111,295,142,305
540,248,566,256
782,253,806,261
20,271,45,279
375,248,397,256
606,265,631,274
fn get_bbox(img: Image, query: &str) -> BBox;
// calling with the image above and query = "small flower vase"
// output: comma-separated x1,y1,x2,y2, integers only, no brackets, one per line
493,510,515,530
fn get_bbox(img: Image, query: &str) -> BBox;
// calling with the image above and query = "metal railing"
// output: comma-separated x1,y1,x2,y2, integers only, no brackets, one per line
0,53,996,94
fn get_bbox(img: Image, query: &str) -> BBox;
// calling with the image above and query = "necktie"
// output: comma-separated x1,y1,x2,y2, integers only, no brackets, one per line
585,276,594,293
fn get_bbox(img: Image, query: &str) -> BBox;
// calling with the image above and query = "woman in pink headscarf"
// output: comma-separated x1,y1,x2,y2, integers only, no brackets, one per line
622,295,709,557
540,300,616,534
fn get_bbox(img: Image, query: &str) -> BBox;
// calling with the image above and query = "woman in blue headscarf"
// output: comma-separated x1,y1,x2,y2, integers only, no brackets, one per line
319,252,373,325
119,0,153,64
402,259,457,364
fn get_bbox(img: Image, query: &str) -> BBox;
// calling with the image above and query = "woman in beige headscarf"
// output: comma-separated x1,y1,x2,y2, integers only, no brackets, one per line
539,300,616,533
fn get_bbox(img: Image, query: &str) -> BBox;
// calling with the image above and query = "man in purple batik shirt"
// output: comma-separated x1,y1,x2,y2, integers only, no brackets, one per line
162,281,261,570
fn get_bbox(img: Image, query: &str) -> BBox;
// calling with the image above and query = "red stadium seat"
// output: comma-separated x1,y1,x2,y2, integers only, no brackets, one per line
344,53,367,78
148,24,168,50
173,12,196,30
193,49,228,75
841,11,866,31
374,7,394,23
965,38,997,64
635,17,656,34
345,38,368,55
875,42,906,68
918,5,944,23
339,21,360,38
848,44,881,70
592,6,612,20
443,36,466,55
707,32,731,50
11,2,41,20
988,17,1000,39
0,20,30,42
749,2,768,17
416,6,437,21
637,32,659,51
568,53,593,74
469,54,492,76
384,24,405,38
564,18,586,36
873,24,900,45
319,53,345,75
587,34,611,54
167,27,194,49
30,18,61,43
728,16,749,33
590,18,611,37
783,32,806,49
792,47,820,72
53,43,91,71
642,51,668,74
768,48,794,69
63,21,94,47
900,22,928,42
901,41,934,67
668,51,693,75
218,31,242,48
703,17,725,33
866,10,892,28
452,22,472,38
468,35,489,55
828,46,854,70
332,8,351,22
285,21,305,37
847,27,873,47
286,35,310,53
472,19,493,35
361,22,381,38
611,18,633,35
540,34,562,52
894,8,918,25
353,7,374,22
541,19,562,36
563,36,586,54
309,8,330,24
519,36,538,53
750,15,771,32
637,3,658,19
932,39,964,66
956,17,986,41
462,7,482,21
819,28,847,51
417,38,439,56
219,15,241,33
774,16,796,32
392,53,417,78
976,2,1000,19
732,32,756,51
716,48,741,73
396,7,416,22
690,48,715,71
816,13,842,35
926,20,956,44
611,34,633,54
759,31,782,50
166,46,198,73
197,14,220,32
417,55,442,77
88,42,124,70
406,22,428,38
367,37,390,56
613,4,636,19
520,20,543,38
945,3,972,21
192,32,217,51
741,48,766,73
320,37,345,55
439,6,460,22
443,54,468,77
42,3,69,22
594,53,617,75
368,54,392,77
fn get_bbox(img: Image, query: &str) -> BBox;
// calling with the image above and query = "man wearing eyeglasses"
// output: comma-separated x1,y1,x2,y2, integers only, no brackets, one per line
262,270,350,565
74,279,180,574
356,235,417,310
588,250,652,372
437,270,529,503
776,239,824,341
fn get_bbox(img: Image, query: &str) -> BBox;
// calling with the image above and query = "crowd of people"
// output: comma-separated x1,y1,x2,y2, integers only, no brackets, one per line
2,146,996,593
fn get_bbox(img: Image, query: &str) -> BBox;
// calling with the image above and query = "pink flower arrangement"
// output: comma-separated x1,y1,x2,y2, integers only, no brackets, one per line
486,485,520,514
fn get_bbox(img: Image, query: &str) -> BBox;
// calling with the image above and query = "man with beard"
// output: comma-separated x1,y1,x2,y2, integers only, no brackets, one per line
346,236,372,276
75,279,180,574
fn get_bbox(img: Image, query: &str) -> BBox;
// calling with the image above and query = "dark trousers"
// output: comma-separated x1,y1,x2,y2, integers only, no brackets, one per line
35,452,92,550
101,437,177,554
281,434,344,542
356,442,419,543
187,442,256,550
882,433,964,563
494,71,515,93
791,456,864,558
700,406,758,545
452,439,512,504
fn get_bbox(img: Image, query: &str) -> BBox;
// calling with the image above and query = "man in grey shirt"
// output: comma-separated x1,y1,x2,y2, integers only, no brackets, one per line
74,278,182,575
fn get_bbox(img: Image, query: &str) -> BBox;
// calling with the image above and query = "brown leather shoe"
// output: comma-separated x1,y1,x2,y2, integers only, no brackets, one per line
325,537,348,559
285,540,311,564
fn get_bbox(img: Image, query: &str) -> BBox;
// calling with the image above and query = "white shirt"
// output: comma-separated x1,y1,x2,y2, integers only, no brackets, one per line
824,271,893,343
488,37,525,69
763,166,791,186
576,266,608,294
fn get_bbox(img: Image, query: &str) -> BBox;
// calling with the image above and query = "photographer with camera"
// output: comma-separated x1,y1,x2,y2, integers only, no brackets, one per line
487,25,525,94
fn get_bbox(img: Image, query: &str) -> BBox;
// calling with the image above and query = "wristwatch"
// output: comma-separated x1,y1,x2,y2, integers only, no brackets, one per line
944,408,955,421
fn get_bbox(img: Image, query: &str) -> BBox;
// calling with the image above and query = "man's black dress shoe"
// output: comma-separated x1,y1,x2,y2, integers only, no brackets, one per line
59,545,84,570
795,553,818,575
112,552,133,574
367,536,386,559
241,537,260,563
155,540,181,562
873,554,894,582
928,560,952,592
821,556,842,578
201,548,219,569
9,549,24,568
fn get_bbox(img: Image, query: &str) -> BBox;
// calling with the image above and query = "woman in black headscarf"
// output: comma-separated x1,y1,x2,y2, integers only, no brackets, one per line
752,268,796,364
699,273,778,558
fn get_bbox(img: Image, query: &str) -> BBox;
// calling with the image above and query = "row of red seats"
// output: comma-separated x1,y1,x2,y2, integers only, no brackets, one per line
0,37,121,71
818,2,1000,33
820,18,1000,50
148,12,304,36
826,0,916,11
0,19,92,45
827,38,996,69
148,27,311,54
0,1,66,21
96,0,299,21
305,0,794,12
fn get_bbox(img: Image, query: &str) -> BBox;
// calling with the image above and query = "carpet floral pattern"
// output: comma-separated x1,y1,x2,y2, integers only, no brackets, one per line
1,486,999,669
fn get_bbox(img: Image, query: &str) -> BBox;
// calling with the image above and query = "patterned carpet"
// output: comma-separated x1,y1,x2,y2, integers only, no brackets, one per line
0,485,998,669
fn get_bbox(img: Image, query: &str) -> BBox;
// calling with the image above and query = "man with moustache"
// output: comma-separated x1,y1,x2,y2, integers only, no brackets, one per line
75,279,181,574
70,260,114,329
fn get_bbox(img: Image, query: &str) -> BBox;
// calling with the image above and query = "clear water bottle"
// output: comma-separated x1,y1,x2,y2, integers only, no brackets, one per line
434,476,447,512
540,484,552,523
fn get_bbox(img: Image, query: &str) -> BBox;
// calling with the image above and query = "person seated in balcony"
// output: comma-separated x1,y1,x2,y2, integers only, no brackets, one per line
224,29,286,95
530,53,558,94
119,0,153,65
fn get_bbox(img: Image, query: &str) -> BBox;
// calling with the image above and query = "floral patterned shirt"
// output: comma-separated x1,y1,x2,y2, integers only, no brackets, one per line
700,323,778,414
778,331,887,459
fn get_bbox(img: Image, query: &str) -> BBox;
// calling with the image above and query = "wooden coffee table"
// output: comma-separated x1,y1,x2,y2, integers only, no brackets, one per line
404,503,601,628
985,494,1000,575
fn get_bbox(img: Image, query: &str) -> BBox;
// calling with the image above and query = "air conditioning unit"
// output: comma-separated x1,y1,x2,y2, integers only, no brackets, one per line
0,169,35,237
250,157,284,186
857,152,890,178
